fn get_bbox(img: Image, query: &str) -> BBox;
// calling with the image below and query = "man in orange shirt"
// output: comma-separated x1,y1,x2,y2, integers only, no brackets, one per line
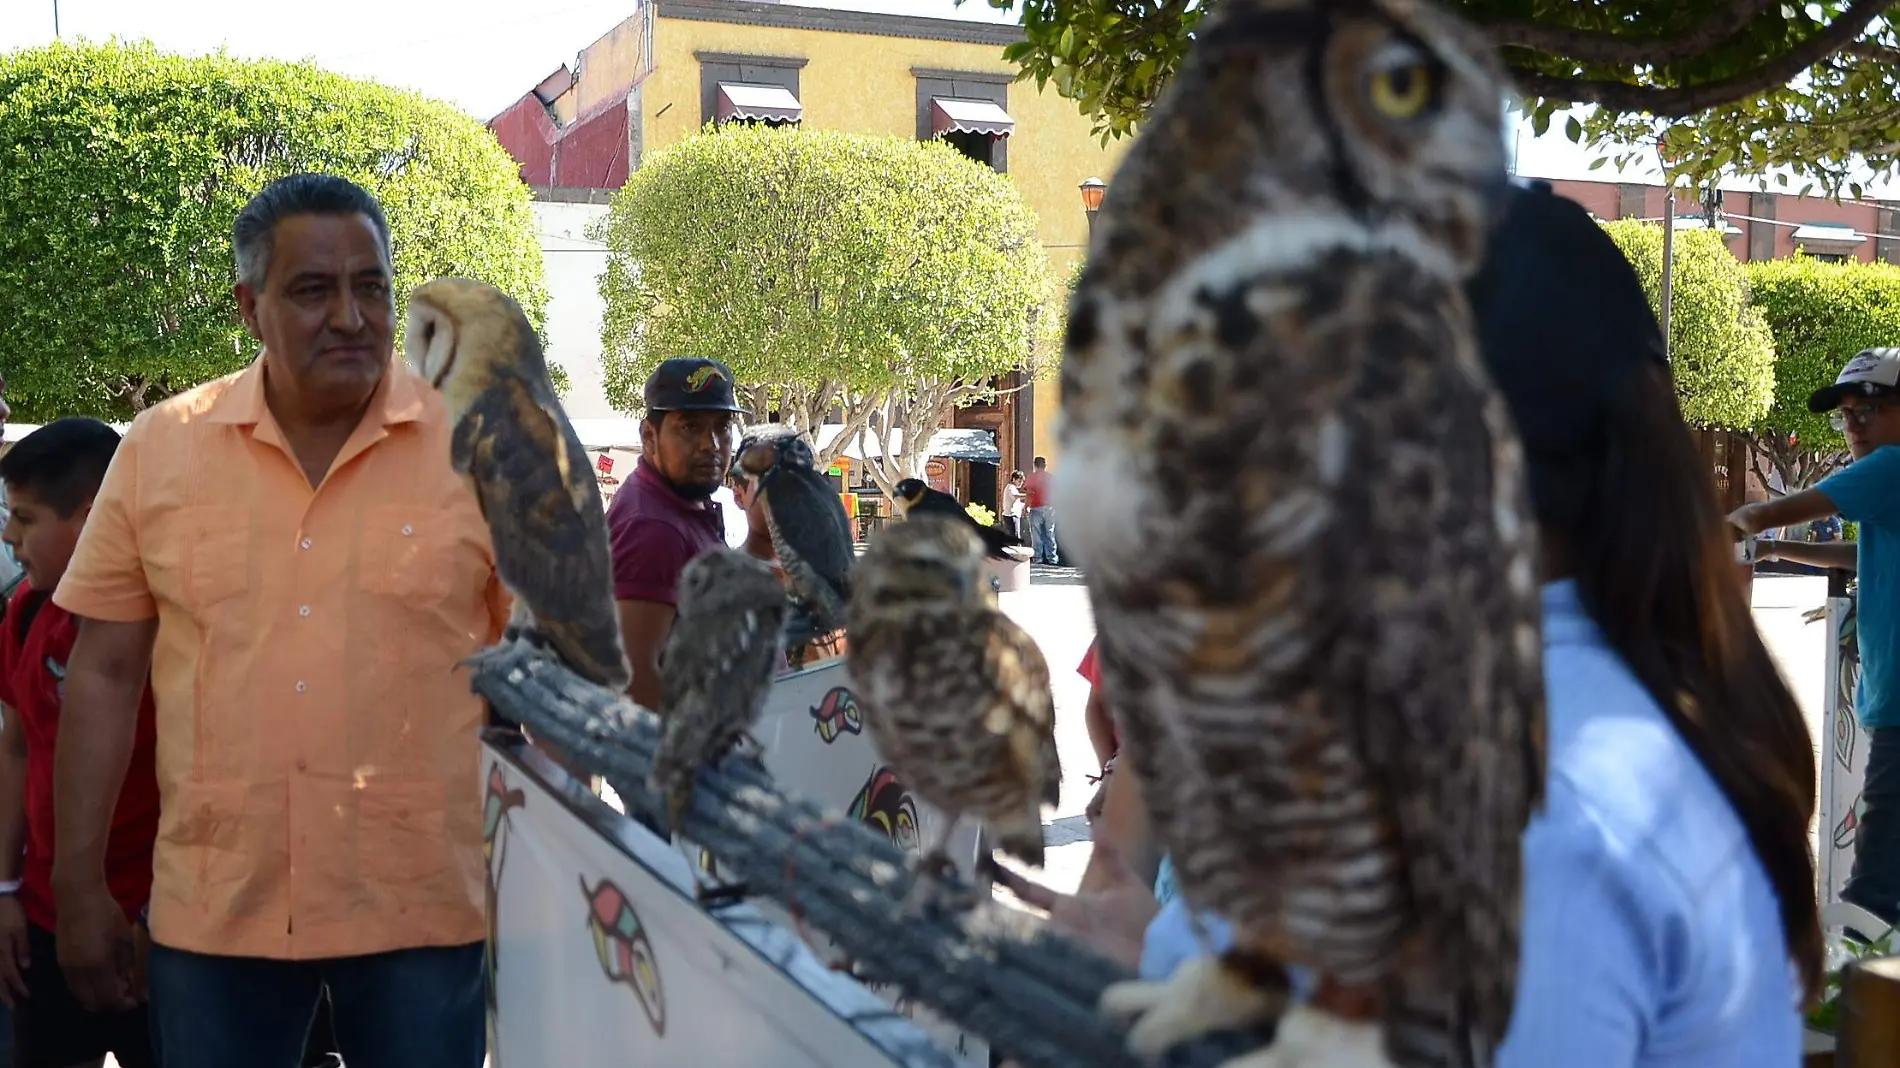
48,174,507,1068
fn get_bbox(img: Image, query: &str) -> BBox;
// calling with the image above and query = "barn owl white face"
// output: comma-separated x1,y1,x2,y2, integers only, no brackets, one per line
403,297,459,389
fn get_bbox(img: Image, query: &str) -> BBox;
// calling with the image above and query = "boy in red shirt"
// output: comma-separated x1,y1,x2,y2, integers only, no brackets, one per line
0,418,159,1068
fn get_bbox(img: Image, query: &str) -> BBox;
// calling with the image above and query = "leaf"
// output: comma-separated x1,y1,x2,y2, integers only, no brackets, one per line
1565,115,1582,142
1589,155,1608,170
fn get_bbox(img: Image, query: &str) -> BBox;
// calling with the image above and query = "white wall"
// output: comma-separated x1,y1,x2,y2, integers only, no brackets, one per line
534,200,619,419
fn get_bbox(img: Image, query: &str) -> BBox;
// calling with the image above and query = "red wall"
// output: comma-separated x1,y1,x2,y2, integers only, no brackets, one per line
1543,177,1884,263
488,96,558,186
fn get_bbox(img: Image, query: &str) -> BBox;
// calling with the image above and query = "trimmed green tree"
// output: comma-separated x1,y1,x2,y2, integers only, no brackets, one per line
967,1,1900,195
595,124,1050,495
1744,257,1900,492
1598,219,1775,429
0,41,549,421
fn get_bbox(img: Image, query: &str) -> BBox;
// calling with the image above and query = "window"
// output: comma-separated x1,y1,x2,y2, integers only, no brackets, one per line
912,68,1014,173
696,52,806,127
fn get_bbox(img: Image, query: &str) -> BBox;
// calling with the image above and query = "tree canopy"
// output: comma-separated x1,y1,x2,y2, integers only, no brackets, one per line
1599,220,1776,429
595,124,1050,493
0,41,549,421
1744,257,1900,491
969,0,1900,194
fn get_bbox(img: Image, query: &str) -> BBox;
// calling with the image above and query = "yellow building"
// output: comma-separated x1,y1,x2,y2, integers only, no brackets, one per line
488,0,1123,474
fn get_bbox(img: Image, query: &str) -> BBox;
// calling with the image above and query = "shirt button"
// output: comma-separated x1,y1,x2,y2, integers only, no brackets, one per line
401,524,414,537
298,605,311,618
299,537,312,550
296,759,308,772
295,680,307,693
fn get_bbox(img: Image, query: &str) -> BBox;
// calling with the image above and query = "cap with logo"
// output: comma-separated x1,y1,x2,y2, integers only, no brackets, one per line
1807,348,1900,412
644,357,746,414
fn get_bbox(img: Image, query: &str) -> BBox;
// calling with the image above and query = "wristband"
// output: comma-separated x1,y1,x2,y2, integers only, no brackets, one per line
0,879,23,896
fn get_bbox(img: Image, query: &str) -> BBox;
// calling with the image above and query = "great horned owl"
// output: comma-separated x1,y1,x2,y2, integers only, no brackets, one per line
735,425,854,636
405,278,632,691
1061,3,1545,1068
650,547,790,829
847,516,1060,878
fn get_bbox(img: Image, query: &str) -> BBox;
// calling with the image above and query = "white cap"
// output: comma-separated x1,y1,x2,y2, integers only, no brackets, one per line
1809,348,1900,412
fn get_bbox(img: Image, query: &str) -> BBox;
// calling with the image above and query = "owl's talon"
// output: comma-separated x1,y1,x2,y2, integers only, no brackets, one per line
1102,956,1287,1059
1211,1004,1395,1068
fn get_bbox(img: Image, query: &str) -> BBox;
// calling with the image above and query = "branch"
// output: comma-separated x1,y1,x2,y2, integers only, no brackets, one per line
468,644,1269,1068
1507,0,1899,117
1481,0,1786,67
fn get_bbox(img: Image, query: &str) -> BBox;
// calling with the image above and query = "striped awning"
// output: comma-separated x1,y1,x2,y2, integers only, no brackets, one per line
716,83,803,124
930,97,1015,138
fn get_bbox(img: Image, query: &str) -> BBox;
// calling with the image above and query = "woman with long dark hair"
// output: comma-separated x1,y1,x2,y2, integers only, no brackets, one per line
1082,181,1824,1066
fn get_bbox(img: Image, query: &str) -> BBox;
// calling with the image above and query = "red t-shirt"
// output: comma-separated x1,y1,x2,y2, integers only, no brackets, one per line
606,459,728,606
1077,640,1100,687
0,584,160,928
1023,471,1051,509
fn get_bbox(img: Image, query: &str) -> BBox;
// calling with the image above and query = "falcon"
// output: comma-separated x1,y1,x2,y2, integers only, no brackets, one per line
404,277,631,691
893,478,1020,561
1059,2,1545,1067
735,425,854,636
847,515,1060,884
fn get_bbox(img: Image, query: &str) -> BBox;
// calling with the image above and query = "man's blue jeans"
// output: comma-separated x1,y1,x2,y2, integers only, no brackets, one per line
147,941,483,1068
1847,726,1900,929
1029,506,1059,565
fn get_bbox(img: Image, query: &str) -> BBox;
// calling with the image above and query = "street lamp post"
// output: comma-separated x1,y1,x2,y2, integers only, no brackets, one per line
1079,176,1106,236
1658,138,1675,361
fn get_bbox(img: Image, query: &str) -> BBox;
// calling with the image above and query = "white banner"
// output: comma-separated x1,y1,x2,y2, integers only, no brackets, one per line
481,736,959,1068
1819,595,1868,905
672,657,989,1067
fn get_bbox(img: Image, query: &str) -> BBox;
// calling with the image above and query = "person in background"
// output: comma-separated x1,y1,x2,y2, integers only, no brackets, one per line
1732,346,1900,935
608,358,743,710
0,420,159,1068
49,174,504,1068
0,375,22,613
1025,183,1824,1067
1022,457,1058,566
1000,470,1027,543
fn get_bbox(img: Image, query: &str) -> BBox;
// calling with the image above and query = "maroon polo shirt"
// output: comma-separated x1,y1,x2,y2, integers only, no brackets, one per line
607,457,728,606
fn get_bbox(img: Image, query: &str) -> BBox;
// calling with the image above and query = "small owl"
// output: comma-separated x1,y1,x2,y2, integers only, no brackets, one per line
736,425,854,635
847,516,1060,879
405,278,632,691
1062,3,1544,1068
649,548,791,830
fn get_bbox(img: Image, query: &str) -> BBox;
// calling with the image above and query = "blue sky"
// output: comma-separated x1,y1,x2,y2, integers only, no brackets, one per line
5,0,1888,195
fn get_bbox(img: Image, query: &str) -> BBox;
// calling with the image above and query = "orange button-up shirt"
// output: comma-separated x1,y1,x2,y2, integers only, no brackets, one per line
55,357,507,960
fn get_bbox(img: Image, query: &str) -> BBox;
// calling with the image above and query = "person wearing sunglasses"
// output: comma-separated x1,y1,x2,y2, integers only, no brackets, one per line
1732,346,1900,935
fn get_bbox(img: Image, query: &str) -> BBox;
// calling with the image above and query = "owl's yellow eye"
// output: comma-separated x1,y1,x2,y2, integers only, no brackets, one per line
1367,61,1436,120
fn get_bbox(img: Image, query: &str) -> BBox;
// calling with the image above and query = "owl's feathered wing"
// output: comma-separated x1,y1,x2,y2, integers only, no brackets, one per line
849,600,1059,867
650,555,790,829
452,373,632,691
758,464,854,633
1069,251,1544,1063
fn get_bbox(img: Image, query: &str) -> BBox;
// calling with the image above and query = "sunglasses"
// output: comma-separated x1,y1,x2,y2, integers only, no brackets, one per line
1831,404,1889,430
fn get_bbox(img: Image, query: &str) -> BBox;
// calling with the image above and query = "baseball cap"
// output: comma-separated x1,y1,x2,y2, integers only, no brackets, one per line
643,357,745,414
1806,348,1900,412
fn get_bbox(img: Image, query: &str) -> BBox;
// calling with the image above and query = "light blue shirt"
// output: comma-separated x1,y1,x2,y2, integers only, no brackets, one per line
1818,445,1900,727
1137,580,1802,1067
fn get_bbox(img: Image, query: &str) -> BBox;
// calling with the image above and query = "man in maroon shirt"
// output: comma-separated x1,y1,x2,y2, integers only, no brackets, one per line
0,419,159,1068
608,358,744,709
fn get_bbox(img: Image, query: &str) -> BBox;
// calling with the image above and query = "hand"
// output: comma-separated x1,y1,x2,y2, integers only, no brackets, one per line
54,881,136,1013
0,895,31,1008
1759,539,1780,563
1728,503,1768,536
986,841,1157,968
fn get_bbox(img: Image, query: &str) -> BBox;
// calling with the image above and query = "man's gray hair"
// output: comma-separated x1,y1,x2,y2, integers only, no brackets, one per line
232,173,392,290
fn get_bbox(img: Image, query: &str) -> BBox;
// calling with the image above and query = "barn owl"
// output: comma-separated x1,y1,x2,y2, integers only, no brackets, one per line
847,516,1060,884
1057,2,1546,1067
405,277,632,691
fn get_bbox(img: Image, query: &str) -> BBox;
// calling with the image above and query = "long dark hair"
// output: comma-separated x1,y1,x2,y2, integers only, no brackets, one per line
1538,362,1823,1001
